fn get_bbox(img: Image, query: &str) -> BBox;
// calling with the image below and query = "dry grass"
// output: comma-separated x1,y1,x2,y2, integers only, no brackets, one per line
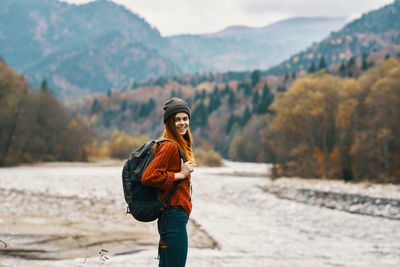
194,149,223,167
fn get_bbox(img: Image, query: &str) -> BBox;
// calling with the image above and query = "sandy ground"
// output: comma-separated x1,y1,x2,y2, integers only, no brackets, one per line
0,161,399,267
0,162,216,262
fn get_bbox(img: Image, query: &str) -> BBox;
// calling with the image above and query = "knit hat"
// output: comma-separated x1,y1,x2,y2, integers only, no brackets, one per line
163,97,191,123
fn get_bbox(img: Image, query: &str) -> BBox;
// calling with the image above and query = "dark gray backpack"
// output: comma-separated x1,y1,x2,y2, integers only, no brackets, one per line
122,140,186,222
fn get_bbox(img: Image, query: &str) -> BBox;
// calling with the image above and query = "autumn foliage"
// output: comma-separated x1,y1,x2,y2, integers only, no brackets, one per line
0,60,94,165
262,59,400,183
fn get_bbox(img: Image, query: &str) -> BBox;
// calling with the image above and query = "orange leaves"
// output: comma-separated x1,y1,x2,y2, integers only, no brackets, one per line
336,98,358,129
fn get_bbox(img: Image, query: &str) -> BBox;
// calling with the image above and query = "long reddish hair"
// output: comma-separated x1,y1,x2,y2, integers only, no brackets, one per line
160,114,195,163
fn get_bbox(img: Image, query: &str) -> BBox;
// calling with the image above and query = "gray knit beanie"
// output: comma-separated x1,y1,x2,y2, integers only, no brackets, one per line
163,97,191,123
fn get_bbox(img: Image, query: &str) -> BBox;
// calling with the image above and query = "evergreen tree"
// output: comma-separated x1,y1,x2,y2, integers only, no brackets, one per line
194,90,200,101
41,79,48,92
252,91,260,106
138,99,155,118
237,82,251,97
255,84,274,114
107,89,112,97
347,57,356,68
201,89,206,100
308,61,316,73
213,85,219,96
241,105,252,126
318,56,327,70
292,72,296,79
192,100,208,128
251,70,260,88
228,89,236,109
226,114,236,133
223,83,230,95
208,93,221,113
339,62,346,72
284,72,289,83
361,52,369,71
120,100,127,112
91,99,99,114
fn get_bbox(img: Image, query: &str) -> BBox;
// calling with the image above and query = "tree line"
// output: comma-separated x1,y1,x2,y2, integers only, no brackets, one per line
0,60,93,166
260,58,400,183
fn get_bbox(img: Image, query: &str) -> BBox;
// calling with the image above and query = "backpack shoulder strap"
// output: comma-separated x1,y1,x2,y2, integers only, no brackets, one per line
156,139,187,163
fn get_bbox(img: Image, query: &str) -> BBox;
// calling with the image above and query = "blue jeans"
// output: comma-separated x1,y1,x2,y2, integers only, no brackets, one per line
157,207,189,267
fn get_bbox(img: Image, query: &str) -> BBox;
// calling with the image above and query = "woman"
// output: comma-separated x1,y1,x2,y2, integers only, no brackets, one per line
142,97,195,267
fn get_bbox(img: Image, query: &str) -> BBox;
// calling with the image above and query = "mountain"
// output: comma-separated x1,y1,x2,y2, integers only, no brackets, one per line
23,31,181,97
168,17,347,73
0,0,347,97
265,0,400,75
0,0,179,97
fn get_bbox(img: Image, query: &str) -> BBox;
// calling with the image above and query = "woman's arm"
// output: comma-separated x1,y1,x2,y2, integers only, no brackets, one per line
141,142,180,191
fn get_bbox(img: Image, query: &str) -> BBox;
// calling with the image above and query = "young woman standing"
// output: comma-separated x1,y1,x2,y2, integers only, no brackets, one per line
142,97,195,267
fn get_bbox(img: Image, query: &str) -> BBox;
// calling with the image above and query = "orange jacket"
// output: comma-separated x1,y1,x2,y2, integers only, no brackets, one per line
141,141,192,216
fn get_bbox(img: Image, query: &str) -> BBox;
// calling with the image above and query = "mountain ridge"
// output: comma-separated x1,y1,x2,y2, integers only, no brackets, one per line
0,0,348,97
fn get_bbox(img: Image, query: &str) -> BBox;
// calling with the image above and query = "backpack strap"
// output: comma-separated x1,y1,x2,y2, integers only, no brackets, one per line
177,146,187,163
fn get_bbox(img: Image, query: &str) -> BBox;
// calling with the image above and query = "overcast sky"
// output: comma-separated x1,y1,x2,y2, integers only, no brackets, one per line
62,0,394,36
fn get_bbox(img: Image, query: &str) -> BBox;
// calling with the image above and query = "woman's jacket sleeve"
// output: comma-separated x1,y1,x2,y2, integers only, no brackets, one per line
141,141,180,192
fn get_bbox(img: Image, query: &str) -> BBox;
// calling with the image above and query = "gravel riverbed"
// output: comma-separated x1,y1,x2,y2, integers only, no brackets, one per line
0,161,399,267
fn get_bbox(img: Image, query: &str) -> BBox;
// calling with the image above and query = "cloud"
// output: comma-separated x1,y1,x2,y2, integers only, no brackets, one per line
61,0,394,36
242,0,394,17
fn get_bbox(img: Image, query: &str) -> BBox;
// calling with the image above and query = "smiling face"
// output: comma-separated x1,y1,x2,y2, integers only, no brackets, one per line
174,112,190,136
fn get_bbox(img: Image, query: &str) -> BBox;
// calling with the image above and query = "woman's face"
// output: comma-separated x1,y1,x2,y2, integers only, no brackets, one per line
174,112,189,136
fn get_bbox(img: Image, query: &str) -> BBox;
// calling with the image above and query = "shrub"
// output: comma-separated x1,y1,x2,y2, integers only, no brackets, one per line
194,148,223,167
109,131,149,159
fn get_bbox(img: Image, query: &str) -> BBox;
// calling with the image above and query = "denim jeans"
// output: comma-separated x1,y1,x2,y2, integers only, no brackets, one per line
157,207,189,267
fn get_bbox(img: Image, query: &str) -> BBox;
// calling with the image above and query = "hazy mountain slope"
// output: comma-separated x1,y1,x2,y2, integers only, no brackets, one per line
168,17,347,72
265,0,400,75
23,31,181,98
0,0,348,96
0,0,178,96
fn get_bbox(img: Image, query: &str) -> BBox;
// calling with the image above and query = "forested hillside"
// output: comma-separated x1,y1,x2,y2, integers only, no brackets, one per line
2,1,399,183
266,0,400,76
0,0,180,97
74,55,400,183
0,0,345,97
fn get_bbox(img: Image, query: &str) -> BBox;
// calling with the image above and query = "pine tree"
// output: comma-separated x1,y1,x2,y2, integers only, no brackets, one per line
256,84,274,114
226,114,236,133
91,99,99,114
41,79,48,92
308,61,316,73
347,57,356,68
284,72,289,83
339,62,346,72
201,89,206,100
228,89,236,109
318,56,327,70
241,105,252,126
252,91,260,106
361,52,369,71
251,70,260,88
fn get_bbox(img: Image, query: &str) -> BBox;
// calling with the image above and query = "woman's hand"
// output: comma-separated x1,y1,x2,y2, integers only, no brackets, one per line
174,159,194,180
